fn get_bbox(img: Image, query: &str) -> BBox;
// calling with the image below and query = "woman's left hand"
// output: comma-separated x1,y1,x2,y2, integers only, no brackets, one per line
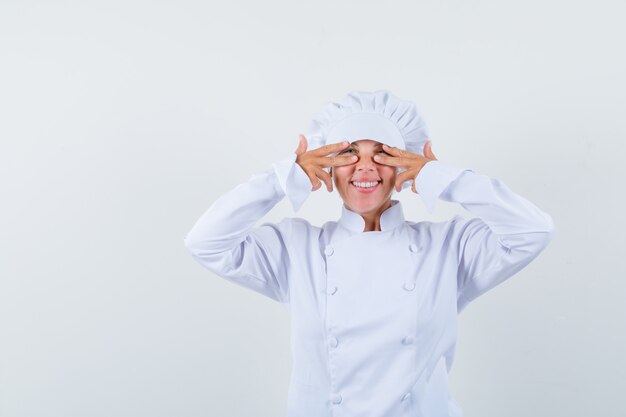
373,141,438,193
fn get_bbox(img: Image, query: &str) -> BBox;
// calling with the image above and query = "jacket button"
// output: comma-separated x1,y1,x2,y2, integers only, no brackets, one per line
401,392,411,401
329,337,339,348
327,286,338,295
409,243,419,252
403,281,415,291
324,246,334,256
402,335,415,345
331,393,342,404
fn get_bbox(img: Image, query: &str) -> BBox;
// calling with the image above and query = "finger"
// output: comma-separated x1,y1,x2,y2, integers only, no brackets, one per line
311,140,351,156
304,168,322,191
382,144,419,161
295,134,307,156
324,154,357,167
314,167,333,192
424,140,437,160
381,144,404,157
430,143,437,160
395,170,417,192
411,179,417,194
373,153,410,167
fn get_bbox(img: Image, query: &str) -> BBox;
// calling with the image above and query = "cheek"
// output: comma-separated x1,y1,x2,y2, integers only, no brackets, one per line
333,167,351,182
382,167,397,182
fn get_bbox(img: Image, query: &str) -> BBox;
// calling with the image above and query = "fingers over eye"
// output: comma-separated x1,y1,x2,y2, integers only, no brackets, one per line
314,142,348,157
374,154,395,164
341,155,357,165
330,141,350,151
327,154,356,166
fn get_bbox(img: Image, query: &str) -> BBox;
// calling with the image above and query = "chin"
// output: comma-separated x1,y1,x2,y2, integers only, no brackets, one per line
346,195,390,213
337,182,392,211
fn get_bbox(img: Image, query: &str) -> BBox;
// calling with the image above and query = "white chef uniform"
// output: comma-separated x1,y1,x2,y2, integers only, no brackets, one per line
183,149,555,417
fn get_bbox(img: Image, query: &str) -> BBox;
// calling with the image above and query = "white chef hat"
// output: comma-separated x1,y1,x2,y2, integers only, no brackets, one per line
304,90,430,190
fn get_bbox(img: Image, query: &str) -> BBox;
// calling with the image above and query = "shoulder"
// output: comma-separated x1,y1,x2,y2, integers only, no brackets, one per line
405,214,481,243
257,216,322,240
405,214,467,233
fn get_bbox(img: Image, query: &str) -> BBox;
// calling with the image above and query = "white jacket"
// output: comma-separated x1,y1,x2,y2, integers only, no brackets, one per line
183,152,555,417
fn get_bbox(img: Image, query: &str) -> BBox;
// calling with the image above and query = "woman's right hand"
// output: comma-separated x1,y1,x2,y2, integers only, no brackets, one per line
294,134,357,192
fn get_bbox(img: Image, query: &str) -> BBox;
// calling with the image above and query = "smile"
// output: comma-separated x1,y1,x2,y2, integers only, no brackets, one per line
351,181,381,193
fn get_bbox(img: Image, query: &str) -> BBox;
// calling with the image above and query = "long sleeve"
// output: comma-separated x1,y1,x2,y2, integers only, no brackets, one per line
183,153,312,303
414,160,555,312
271,152,313,212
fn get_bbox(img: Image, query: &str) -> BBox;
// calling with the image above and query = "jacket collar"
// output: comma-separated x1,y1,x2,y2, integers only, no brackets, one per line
339,199,405,233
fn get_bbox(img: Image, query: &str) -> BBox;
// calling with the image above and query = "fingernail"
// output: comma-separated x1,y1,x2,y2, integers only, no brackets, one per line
374,155,381,160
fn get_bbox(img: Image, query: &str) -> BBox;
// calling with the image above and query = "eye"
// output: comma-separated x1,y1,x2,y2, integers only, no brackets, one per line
340,149,388,156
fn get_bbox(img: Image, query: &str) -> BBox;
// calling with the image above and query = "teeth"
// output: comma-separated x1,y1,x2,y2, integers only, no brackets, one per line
352,181,379,188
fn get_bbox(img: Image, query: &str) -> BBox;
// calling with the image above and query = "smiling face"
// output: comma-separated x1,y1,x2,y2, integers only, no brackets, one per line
331,139,397,217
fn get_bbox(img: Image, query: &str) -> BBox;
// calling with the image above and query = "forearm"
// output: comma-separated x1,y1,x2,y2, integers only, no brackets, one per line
415,160,554,241
184,164,285,256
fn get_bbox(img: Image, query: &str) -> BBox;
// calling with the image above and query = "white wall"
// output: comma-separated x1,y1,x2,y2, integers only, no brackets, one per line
1,0,624,416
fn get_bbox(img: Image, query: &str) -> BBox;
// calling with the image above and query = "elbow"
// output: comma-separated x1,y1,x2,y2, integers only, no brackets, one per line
542,213,556,246
500,224,555,259
529,212,556,251
544,211,555,233
183,237,195,257
538,229,554,253
495,214,555,262
183,233,202,257
183,232,229,260
530,220,555,256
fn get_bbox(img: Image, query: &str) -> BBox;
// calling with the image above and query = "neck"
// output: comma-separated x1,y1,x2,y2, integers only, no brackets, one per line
358,199,392,232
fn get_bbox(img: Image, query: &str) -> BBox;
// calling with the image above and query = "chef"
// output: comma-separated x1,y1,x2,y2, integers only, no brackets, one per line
183,90,555,417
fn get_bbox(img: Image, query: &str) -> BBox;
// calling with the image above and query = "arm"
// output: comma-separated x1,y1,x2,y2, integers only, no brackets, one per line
183,152,312,303
414,160,555,312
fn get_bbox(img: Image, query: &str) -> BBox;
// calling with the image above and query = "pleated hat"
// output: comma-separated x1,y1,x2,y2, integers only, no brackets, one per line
304,90,430,189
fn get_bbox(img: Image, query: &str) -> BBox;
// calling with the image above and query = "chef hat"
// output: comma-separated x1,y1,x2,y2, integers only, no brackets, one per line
304,90,430,190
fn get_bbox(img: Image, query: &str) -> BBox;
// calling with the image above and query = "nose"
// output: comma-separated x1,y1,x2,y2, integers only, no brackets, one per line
355,153,377,172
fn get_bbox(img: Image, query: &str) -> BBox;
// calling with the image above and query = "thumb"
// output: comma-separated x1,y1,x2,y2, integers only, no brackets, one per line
295,134,308,156
424,140,436,160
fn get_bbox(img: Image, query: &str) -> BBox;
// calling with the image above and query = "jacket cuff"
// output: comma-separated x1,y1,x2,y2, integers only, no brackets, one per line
414,160,473,214
272,153,312,213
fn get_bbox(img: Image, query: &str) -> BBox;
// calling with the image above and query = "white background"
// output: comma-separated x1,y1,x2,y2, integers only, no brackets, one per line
1,0,624,416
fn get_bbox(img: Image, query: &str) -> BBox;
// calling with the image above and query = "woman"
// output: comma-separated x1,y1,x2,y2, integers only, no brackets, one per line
183,90,555,417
